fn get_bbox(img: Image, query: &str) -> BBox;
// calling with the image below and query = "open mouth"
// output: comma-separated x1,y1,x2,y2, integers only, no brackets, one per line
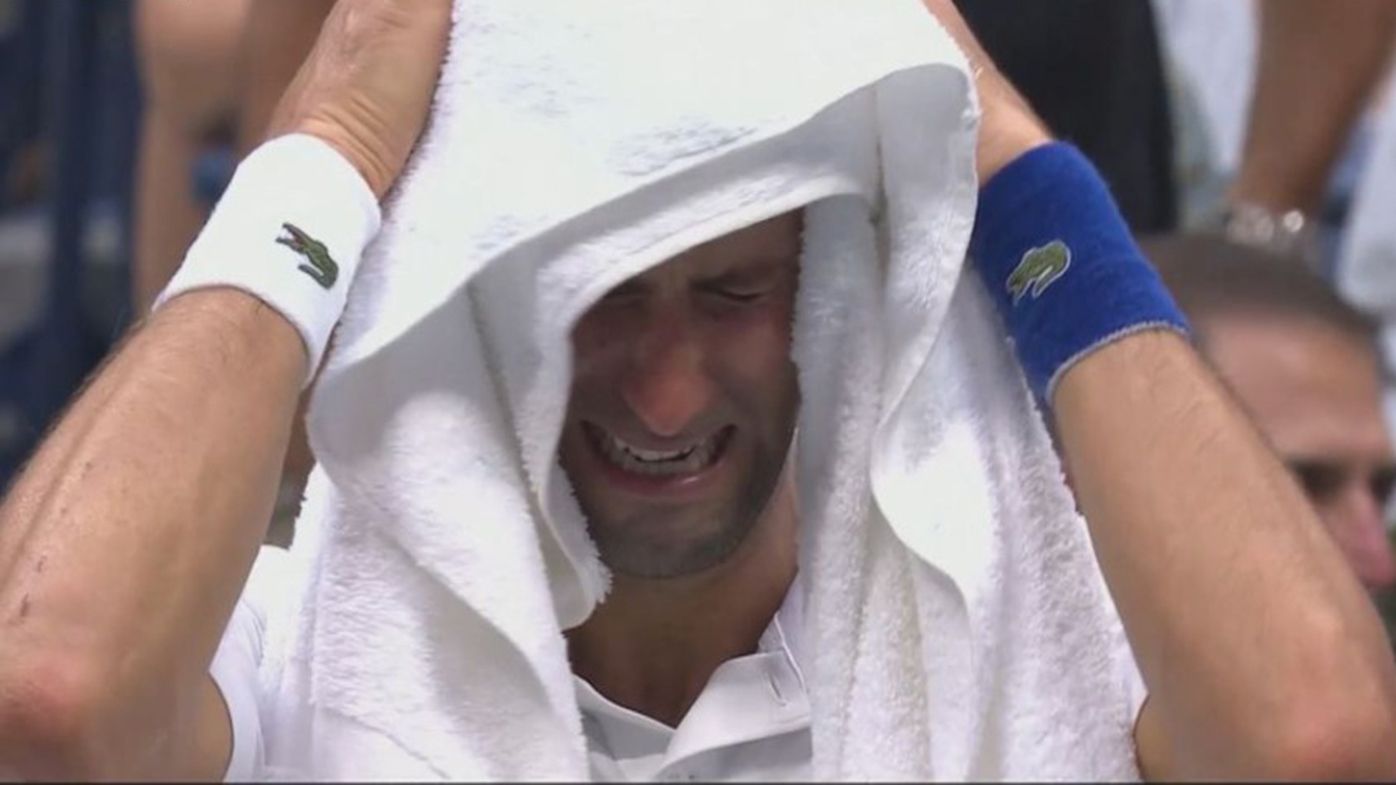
584,422,732,477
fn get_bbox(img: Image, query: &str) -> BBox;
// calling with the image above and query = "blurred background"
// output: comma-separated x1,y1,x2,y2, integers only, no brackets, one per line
0,0,1393,632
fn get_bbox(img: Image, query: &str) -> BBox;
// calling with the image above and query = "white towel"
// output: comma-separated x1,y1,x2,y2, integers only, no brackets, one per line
255,0,1147,779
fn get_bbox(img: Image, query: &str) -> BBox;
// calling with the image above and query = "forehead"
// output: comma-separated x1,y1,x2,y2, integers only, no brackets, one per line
626,211,803,285
1204,314,1391,462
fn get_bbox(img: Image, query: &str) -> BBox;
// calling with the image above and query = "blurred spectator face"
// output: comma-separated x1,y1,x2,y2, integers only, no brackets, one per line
1205,313,1396,592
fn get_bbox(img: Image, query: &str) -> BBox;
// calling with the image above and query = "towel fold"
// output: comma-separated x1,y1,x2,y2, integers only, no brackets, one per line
254,0,1147,779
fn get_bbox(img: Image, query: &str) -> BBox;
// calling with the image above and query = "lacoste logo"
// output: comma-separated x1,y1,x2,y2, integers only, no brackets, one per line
276,222,338,290
1006,239,1071,304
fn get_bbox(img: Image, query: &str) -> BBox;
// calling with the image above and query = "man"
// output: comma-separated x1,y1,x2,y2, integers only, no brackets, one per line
1147,234,1396,594
1,0,1394,780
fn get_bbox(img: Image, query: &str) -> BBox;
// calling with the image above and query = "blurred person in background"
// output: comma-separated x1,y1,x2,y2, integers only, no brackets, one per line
1224,0,1396,264
1147,234,1396,631
1154,0,1396,263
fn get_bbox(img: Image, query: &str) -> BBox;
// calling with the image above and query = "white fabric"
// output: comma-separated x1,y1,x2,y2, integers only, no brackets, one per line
250,0,1149,779
1339,75,1396,343
210,549,290,781
217,550,1148,781
154,135,380,385
1150,0,1257,226
575,614,811,781
215,548,815,782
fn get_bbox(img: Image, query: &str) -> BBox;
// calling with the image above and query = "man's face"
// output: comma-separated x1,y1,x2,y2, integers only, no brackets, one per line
559,212,802,579
1205,314,1396,593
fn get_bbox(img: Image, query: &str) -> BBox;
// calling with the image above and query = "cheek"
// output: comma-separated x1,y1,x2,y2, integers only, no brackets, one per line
570,309,633,381
703,302,798,407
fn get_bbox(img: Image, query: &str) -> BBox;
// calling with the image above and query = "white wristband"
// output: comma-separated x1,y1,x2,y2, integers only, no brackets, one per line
154,134,381,386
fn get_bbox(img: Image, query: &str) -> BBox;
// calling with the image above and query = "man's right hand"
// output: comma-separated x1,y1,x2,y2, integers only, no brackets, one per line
268,0,451,200
0,0,449,779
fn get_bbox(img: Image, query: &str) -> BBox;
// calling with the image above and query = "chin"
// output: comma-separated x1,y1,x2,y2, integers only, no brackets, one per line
586,502,758,580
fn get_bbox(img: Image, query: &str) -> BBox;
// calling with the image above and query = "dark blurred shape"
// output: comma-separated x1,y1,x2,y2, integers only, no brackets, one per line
956,0,1177,233
0,0,140,485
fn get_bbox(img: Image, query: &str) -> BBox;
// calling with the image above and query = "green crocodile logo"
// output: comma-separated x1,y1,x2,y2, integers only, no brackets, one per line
276,222,338,290
1006,239,1071,304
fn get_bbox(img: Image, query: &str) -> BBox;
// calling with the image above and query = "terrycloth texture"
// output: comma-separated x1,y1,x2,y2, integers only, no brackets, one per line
256,0,1146,779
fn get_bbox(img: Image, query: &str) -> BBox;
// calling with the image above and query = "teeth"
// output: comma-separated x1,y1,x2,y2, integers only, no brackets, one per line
623,442,693,462
594,429,723,476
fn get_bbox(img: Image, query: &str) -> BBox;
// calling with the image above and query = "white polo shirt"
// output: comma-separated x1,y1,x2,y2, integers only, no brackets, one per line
210,548,813,782
212,548,1149,781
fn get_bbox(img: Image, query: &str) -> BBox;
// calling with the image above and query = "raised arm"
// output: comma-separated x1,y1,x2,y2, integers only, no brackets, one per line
1056,333,1396,780
922,0,1396,778
0,1,449,778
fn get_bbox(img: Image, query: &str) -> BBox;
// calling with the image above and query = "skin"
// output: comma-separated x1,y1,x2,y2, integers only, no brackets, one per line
1203,314,1396,592
1,0,1395,779
1230,0,1396,214
135,0,335,512
236,0,339,157
561,213,802,725
560,214,802,580
236,0,340,496
0,1,449,779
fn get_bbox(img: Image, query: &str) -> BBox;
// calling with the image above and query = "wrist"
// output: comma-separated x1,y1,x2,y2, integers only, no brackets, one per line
153,289,310,381
283,121,395,202
153,134,381,386
973,76,1053,183
977,126,1052,186
968,143,1190,403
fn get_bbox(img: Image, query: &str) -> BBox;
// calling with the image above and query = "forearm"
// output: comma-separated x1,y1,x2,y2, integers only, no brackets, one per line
1231,0,1396,213
1054,330,1396,778
0,290,304,777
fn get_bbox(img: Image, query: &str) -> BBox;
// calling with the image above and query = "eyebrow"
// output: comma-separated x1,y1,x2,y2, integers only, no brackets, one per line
604,250,797,298
696,269,779,290
698,254,796,285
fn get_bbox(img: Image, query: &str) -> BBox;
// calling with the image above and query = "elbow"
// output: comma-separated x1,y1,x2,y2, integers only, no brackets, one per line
1264,692,1396,780
0,654,112,780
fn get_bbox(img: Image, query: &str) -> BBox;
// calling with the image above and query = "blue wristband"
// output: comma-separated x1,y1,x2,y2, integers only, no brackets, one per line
968,143,1189,403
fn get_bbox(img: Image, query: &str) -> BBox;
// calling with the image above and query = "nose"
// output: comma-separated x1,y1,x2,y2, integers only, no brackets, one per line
619,310,716,438
1326,483,1396,593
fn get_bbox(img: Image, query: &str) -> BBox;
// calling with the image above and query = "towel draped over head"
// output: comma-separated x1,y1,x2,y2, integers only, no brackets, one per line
254,0,1148,779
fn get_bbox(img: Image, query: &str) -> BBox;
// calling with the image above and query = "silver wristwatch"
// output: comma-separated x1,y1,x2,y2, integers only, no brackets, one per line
1221,201,1320,267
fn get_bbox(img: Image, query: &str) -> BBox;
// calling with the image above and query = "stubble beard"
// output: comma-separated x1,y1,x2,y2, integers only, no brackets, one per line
583,445,789,580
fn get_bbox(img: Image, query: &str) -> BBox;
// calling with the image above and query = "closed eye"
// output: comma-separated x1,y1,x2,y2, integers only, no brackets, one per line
707,287,767,304
1289,460,1344,503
